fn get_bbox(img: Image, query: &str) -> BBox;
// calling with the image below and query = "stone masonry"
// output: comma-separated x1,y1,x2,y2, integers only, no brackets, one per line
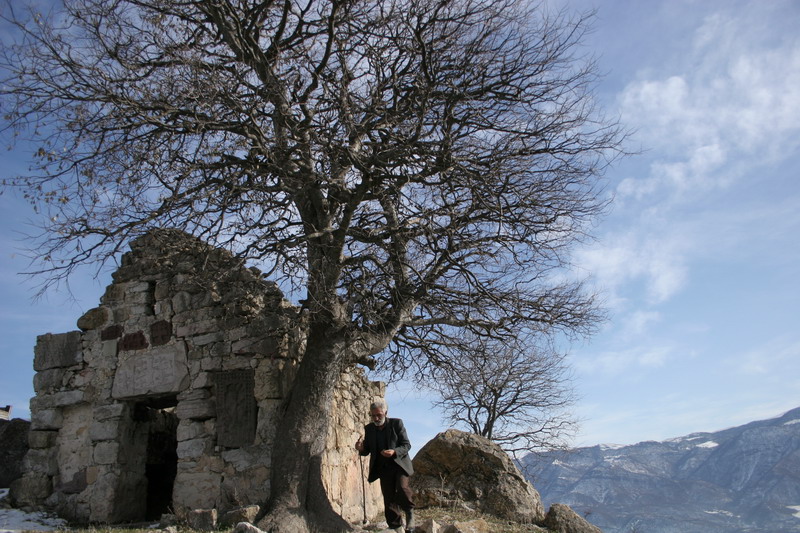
10,229,383,524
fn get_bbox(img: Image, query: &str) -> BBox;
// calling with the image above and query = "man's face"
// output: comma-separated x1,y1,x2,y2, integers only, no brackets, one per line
370,407,387,427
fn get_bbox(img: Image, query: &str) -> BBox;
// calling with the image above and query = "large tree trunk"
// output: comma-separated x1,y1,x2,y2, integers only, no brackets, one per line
257,321,354,533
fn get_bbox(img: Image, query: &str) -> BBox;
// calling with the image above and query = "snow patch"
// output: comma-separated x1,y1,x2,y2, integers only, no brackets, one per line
696,441,719,448
788,505,800,519
603,456,651,474
599,443,626,450
704,509,736,517
784,419,800,426
0,488,68,532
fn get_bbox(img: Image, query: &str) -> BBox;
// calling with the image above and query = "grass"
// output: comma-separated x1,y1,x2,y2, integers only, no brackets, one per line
21,507,552,533
416,506,549,533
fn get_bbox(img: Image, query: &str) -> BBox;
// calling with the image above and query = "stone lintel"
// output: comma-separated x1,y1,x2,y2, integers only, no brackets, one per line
111,342,189,399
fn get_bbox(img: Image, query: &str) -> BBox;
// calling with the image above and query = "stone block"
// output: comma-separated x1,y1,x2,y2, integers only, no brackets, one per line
124,281,152,294
77,307,110,331
93,441,119,464
101,325,123,341
192,332,224,346
176,398,215,421
31,408,63,430
122,304,154,318
176,320,219,339
30,394,55,411
254,359,295,400
154,300,173,316
221,448,260,472
154,280,171,300
119,331,149,351
150,320,172,346
232,337,278,357
176,420,206,442
192,372,212,389
90,419,119,441
9,473,53,505
102,283,126,304
28,430,58,449
172,291,192,314
172,471,221,510
112,342,189,399
177,388,210,401
94,403,126,421
219,505,260,528
57,468,88,494
200,356,223,370
196,455,224,475
255,400,282,445
24,448,58,475
125,287,154,305
52,390,85,407
177,437,211,459
101,339,119,359
86,466,99,484
186,508,218,531
33,368,66,393
34,331,83,371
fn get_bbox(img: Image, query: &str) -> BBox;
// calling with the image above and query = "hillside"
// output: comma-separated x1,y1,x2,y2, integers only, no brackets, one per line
521,407,800,533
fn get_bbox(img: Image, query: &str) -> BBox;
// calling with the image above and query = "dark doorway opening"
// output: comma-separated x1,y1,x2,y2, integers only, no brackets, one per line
134,397,178,521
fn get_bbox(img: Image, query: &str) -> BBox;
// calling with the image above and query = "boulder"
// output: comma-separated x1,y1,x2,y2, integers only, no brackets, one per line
186,508,217,531
542,503,602,533
411,429,545,524
440,518,491,533
0,418,30,487
219,505,261,528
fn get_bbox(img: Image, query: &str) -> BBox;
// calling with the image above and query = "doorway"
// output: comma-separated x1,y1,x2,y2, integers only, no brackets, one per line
133,397,178,521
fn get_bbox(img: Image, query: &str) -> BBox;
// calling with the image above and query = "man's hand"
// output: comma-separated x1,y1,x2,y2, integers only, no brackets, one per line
355,437,364,452
380,449,396,458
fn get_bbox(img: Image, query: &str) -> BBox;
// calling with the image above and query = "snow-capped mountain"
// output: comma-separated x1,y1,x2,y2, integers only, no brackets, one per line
521,407,800,533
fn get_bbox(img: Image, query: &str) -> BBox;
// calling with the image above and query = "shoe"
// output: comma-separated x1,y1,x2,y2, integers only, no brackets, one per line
405,509,415,532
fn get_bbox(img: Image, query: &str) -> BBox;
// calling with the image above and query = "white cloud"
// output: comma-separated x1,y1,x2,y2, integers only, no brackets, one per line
575,344,672,376
616,7,800,202
621,310,661,338
736,337,800,377
575,228,689,306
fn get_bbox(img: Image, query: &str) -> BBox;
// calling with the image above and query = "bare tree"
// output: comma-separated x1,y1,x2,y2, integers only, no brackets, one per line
0,0,623,530
426,331,579,457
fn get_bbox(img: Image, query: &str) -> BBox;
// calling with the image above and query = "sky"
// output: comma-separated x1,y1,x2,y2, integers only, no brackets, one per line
2,0,799,454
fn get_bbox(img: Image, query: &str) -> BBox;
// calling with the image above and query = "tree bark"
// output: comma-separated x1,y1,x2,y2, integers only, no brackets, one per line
257,321,354,533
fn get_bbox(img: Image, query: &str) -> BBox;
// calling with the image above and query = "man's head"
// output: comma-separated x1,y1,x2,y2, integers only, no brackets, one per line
369,399,388,427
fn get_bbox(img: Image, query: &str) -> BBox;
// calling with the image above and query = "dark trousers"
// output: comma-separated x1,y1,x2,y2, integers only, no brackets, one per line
378,463,414,528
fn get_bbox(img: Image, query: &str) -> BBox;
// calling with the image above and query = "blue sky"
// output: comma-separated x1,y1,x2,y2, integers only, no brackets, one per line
2,0,799,452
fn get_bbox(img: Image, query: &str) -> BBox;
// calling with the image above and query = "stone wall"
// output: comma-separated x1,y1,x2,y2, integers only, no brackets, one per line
10,229,383,524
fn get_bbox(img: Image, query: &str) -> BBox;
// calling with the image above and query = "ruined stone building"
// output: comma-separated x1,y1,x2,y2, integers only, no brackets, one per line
10,229,383,523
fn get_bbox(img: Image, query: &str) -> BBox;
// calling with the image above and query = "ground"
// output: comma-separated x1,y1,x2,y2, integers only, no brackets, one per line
1,489,549,533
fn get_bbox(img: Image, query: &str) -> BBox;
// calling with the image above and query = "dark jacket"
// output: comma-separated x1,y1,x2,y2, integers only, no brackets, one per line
359,417,414,482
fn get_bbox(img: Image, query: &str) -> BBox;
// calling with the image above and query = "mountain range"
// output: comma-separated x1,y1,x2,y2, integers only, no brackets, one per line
521,407,800,533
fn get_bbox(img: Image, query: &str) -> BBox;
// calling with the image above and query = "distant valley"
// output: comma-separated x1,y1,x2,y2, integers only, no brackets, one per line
522,407,800,533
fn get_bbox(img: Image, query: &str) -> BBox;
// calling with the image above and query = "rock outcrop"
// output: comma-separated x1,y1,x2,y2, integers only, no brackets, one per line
0,418,30,487
542,503,602,533
411,429,546,524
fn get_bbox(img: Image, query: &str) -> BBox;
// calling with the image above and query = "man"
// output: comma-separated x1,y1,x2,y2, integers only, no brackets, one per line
355,399,415,533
